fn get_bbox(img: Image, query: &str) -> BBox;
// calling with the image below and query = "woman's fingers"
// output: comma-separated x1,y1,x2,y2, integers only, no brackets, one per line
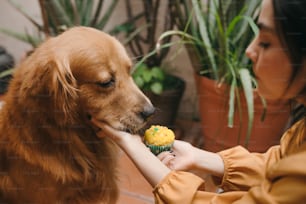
91,118,126,140
157,151,171,160
158,151,176,169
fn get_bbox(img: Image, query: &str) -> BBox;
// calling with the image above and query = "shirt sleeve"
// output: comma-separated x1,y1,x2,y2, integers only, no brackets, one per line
153,171,204,204
153,171,246,204
216,118,305,192
153,160,306,204
152,146,282,204
153,119,306,204
233,150,306,204
216,145,281,191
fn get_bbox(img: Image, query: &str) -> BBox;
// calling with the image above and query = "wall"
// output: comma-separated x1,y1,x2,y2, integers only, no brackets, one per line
0,0,40,61
0,0,198,120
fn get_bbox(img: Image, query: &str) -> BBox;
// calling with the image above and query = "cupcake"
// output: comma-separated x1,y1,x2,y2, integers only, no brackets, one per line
144,125,175,155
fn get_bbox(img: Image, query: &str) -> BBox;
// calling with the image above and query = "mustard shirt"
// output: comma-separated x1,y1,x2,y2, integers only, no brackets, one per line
153,118,306,204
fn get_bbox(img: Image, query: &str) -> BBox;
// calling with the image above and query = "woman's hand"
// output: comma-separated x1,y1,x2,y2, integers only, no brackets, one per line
91,118,142,148
91,118,171,187
158,140,225,178
158,140,197,171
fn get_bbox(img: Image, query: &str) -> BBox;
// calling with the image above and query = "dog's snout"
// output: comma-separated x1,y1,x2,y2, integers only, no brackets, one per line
140,105,155,120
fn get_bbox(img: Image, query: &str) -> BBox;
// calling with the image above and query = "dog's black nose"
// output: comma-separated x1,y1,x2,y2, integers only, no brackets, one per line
140,105,155,120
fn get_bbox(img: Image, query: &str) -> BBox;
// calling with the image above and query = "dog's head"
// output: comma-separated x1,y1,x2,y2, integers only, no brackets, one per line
11,27,154,133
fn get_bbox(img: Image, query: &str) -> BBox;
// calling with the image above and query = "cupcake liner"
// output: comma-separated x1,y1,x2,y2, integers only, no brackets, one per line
145,142,173,155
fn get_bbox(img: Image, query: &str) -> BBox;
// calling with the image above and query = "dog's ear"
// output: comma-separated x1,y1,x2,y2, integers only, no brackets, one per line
48,58,79,122
20,57,79,124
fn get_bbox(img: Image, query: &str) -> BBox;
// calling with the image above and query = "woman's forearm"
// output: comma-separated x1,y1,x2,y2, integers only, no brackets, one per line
118,136,171,187
193,148,224,177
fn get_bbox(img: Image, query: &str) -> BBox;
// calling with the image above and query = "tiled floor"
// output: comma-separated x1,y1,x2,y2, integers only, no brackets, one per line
116,119,204,204
117,152,154,204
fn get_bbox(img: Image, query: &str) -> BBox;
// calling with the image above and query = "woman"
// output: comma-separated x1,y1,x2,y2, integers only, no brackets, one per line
93,0,306,203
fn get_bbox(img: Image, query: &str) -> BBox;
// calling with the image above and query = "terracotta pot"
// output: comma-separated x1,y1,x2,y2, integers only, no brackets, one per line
195,75,291,153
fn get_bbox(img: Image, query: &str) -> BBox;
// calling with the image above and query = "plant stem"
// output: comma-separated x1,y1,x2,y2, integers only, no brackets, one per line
38,0,50,38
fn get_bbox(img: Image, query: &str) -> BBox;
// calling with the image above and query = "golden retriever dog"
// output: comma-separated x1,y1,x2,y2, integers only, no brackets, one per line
0,26,155,203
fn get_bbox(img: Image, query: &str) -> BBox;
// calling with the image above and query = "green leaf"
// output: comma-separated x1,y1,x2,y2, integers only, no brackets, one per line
133,76,144,88
151,67,165,80
228,78,236,128
80,0,94,25
150,82,163,95
0,28,41,47
239,68,254,146
96,0,119,30
259,95,267,122
46,0,73,27
142,68,152,83
111,24,135,34
191,0,218,79
132,63,146,75
8,0,42,30
0,68,14,78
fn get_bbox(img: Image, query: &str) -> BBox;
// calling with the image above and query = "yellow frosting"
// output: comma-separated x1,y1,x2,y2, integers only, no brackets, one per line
144,125,175,146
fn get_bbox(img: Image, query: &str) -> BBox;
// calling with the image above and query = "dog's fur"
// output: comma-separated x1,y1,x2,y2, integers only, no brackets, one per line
0,27,154,203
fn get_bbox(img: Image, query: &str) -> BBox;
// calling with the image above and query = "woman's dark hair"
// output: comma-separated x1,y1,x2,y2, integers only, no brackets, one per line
272,0,306,122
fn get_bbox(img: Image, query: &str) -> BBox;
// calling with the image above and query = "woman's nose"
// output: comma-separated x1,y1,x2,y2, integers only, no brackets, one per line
245,38,258,63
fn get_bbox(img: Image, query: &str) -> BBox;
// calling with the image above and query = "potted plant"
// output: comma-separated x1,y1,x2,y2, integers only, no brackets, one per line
158,0,291,152
0,0,120,102
0,0,120,48
0,46,14,100
113,0,186,128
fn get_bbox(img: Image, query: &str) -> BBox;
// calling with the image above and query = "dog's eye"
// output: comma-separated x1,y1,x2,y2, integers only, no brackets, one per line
97,79,115,88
